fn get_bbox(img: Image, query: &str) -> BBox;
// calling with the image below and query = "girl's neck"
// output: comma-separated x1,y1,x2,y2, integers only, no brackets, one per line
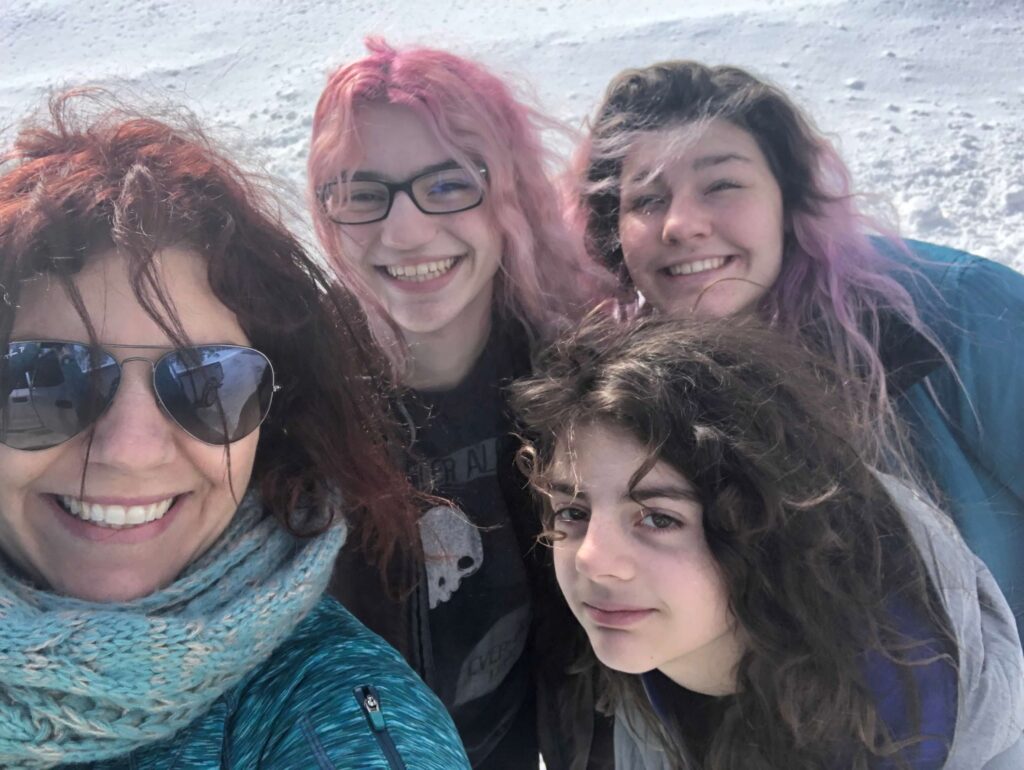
403,301,493,392
658,626,745,697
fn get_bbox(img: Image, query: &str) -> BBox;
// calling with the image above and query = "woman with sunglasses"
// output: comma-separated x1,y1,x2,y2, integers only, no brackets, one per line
511,315,1023,769
576,61,1024,622
0,91,469,769
307,39,612,770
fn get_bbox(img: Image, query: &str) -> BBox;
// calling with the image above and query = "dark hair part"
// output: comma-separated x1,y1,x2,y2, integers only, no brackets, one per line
0,90,420,570
510,314,955,769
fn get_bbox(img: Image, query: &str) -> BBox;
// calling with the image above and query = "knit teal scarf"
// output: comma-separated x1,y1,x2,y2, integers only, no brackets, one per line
0,492,346,768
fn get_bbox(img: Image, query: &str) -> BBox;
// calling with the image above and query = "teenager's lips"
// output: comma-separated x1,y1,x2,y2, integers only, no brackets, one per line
582,601,656,628
375,254,465,294
374,253,463,270
659,253,736,279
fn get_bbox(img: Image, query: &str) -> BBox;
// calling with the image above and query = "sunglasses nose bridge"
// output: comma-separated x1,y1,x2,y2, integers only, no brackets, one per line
110,356,169,418
84,355,181,468
118,355,157,370
116,355,159,392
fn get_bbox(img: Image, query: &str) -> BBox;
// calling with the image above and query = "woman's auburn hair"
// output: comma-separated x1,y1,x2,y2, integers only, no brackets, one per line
575,59,947,474
307,37,615,372
0,89,420,571
509,314,955,769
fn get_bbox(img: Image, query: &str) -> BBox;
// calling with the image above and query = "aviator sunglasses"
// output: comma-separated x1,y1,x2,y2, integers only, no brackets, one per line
0,341,278,450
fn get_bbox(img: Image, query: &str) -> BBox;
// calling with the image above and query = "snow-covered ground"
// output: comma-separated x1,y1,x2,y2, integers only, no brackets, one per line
3,0,1022,270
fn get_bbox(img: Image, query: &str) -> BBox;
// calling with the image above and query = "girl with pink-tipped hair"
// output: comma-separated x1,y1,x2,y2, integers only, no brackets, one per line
307,38,612,770
576,60,1024,625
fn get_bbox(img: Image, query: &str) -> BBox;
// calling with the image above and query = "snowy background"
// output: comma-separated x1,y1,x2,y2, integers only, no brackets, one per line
2,0,1022,271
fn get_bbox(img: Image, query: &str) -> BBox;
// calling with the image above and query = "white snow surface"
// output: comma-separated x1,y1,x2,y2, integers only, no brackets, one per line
2,0,1022,270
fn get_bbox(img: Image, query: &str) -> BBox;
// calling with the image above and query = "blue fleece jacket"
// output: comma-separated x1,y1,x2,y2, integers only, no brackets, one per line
63,597,471,769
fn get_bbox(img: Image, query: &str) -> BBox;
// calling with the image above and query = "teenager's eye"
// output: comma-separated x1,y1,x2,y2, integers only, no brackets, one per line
705,179,741,194
624,193,666,214
337,183,388,210
553,505,590,525
350,189,388,203
417,169,482,203
638,509,683,530
427,179,473,197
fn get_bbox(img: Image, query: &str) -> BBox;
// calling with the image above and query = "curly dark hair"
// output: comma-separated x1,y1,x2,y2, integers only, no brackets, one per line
510,314,955,769
0,89,419,570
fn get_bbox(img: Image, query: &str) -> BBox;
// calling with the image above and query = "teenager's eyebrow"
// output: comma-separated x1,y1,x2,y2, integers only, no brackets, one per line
629,484,699,502
545,480,586,498
542,480,697,503
692,152,751,171
624,152,751,186
625,169,661,186
349,160,463,183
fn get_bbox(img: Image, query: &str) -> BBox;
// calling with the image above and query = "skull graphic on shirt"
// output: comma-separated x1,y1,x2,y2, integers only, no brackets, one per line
419,505,484,608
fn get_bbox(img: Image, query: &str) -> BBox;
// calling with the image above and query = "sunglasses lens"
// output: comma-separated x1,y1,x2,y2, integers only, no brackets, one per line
154,346,275,445
0,342,119,450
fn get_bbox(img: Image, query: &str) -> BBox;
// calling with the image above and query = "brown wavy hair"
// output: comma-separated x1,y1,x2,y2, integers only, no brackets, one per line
0,90,419,570
510,314,955,769
574,61,951,483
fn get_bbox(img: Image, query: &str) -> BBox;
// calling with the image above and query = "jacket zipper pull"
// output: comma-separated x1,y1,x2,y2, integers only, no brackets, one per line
354,684,408,770
362,692,386,732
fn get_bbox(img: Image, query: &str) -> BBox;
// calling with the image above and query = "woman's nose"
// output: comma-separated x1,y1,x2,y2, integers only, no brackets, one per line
87,361,177,471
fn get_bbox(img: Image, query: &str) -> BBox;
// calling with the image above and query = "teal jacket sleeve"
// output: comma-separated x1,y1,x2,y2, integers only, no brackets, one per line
227,598,471,770
895,242,1024,617
909,242,1024,506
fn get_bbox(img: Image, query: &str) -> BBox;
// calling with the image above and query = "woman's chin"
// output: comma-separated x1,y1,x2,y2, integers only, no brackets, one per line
49,567,171,603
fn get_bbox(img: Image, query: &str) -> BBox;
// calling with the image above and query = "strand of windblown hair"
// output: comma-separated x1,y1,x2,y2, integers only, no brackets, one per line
0,492,346,768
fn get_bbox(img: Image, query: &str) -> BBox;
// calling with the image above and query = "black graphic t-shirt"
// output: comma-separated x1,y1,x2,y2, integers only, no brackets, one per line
401,322,536,768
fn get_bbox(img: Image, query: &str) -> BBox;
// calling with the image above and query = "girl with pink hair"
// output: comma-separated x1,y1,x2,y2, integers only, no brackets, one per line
576,60,1024,624
307,38,611,770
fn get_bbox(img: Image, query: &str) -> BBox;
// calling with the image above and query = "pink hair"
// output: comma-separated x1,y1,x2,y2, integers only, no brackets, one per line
308,38,614,371
766,137,924,404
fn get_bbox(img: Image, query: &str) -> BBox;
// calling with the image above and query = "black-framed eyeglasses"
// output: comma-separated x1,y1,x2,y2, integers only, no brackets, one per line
317,161,487,225
0,341,279,450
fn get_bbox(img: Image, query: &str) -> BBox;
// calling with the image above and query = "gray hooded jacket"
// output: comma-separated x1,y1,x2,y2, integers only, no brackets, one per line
614,475,1024,769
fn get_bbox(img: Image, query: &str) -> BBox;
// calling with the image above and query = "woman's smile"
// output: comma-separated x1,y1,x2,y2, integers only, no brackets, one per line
0,247,259,602
55,493,180,527
46,492,190,545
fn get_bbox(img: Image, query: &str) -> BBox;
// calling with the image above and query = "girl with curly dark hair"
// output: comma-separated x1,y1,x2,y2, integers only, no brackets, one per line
510,314,1022,770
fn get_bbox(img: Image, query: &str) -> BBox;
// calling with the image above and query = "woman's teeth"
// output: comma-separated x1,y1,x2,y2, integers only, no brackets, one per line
384,257,457,282
667,256,729,276
59,495,175,528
